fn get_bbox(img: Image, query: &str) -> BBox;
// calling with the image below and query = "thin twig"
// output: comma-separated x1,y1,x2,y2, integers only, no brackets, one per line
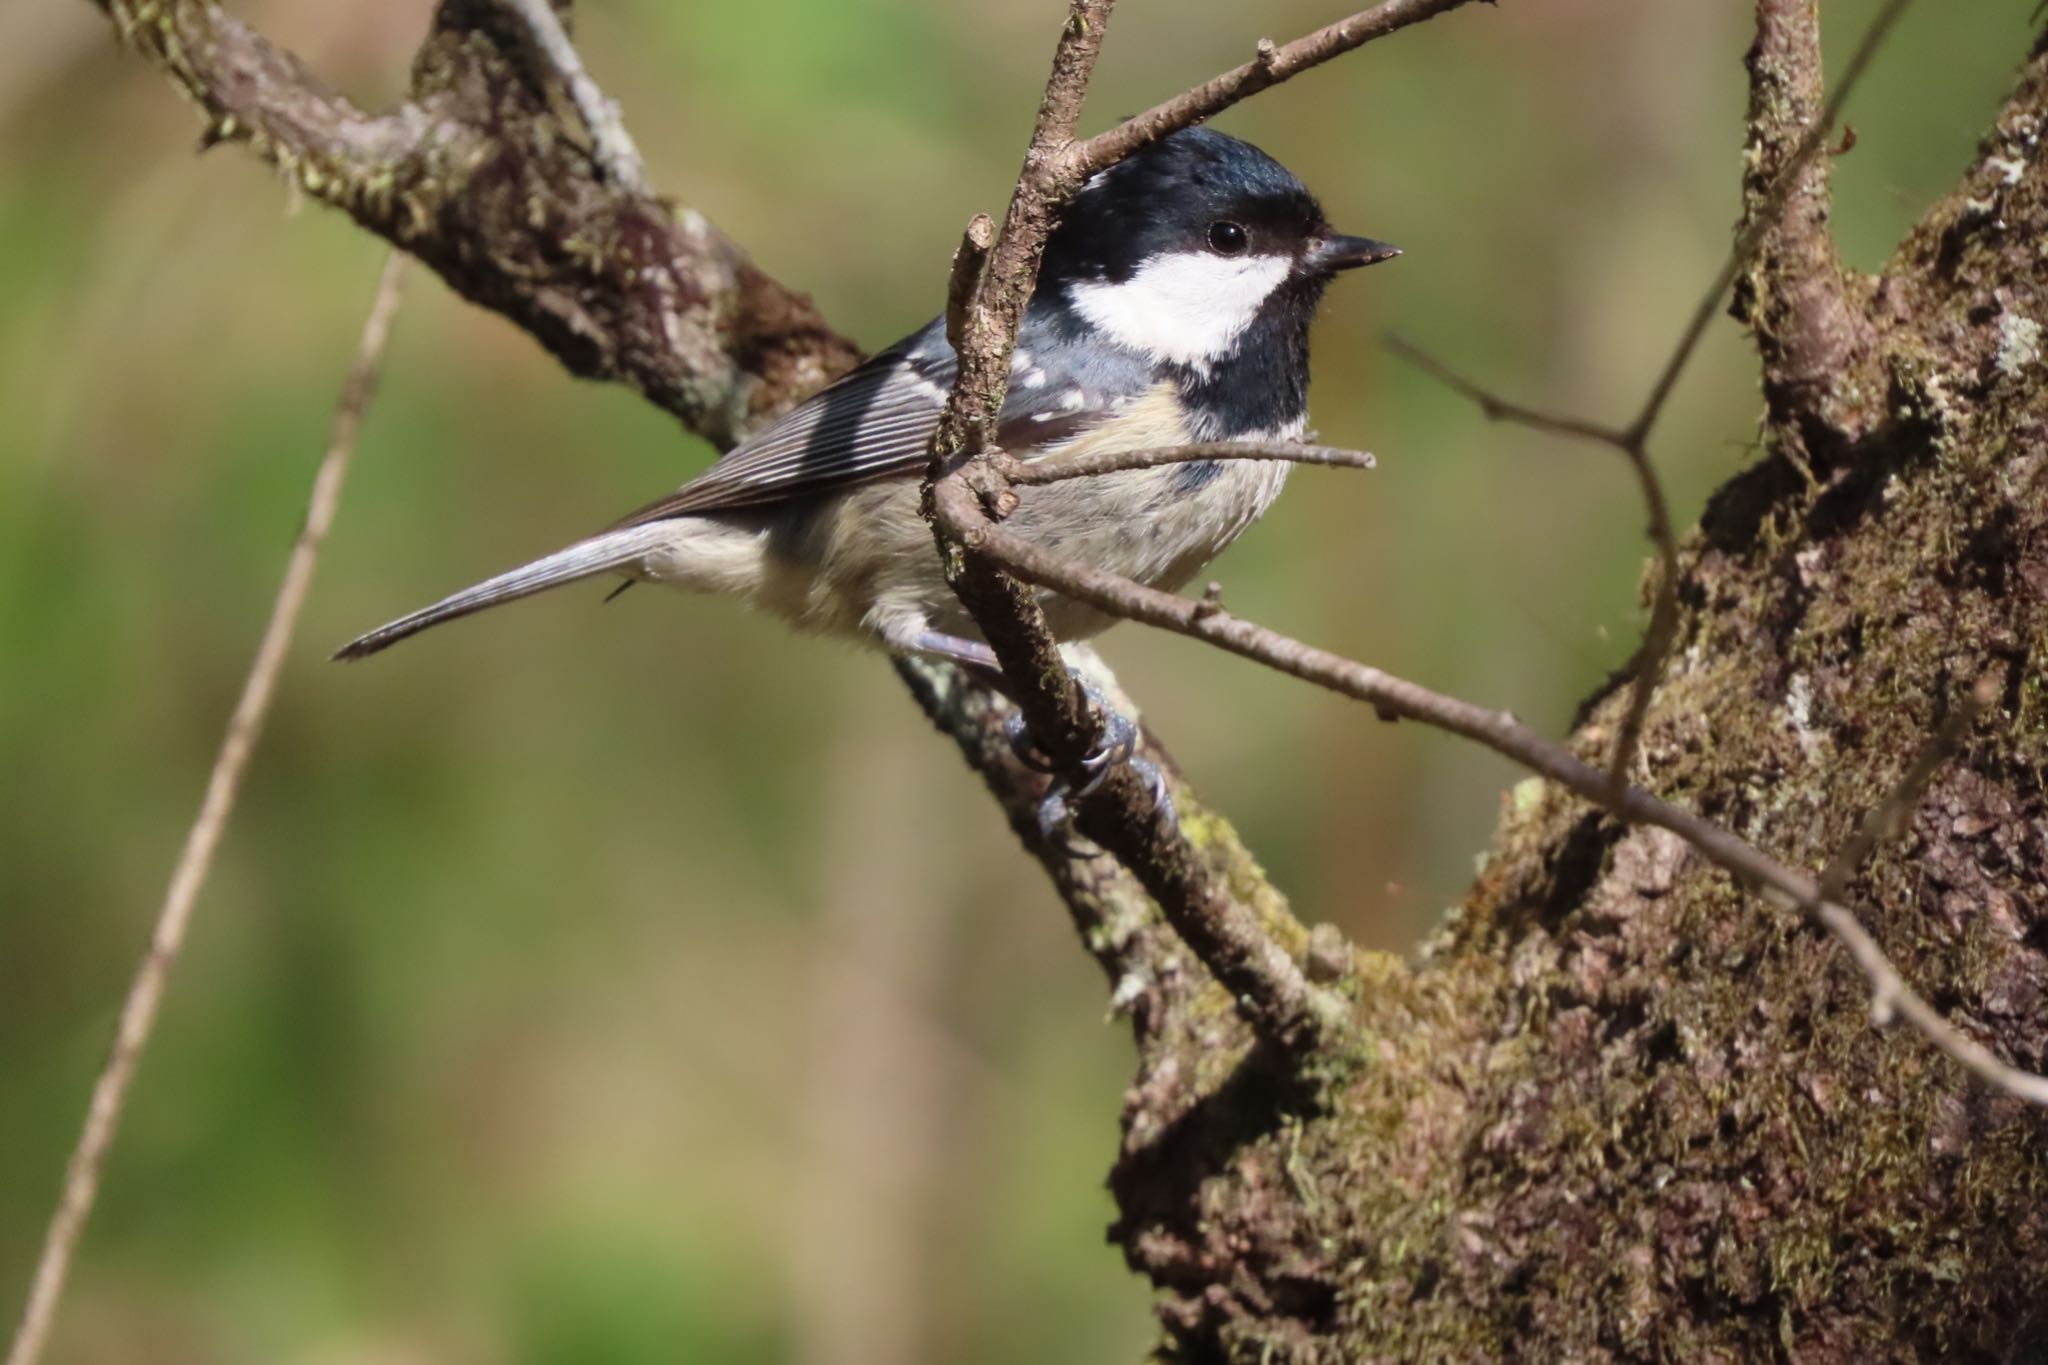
497,0,646,191
1809,900,2048,1102
1067,0,1481,178
1630,0,1913,447
3,253,409,1365
1384,334,1631,446
1385,0,1914,794
994,440,1376,485
932,488,2048,1108
1383,333,1680,791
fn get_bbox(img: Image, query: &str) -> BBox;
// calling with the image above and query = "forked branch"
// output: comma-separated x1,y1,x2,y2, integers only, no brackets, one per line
1387,0,1914,793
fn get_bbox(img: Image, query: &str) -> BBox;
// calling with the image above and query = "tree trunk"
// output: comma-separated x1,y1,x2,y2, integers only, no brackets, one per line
1104,22,2048,1365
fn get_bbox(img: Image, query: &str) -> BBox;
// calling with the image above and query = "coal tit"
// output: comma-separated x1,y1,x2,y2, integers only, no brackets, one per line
337,128,1397,667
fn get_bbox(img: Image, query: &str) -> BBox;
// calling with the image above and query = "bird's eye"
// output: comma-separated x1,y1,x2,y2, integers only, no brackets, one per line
1206,221,1249,255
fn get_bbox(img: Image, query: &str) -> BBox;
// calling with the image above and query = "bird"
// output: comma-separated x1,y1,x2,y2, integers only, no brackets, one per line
337,127,1396,754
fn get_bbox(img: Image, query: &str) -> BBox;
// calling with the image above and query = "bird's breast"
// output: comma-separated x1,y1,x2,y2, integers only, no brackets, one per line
1007,384,1298,598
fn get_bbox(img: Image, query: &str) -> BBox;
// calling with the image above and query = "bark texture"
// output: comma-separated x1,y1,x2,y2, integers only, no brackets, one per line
93,0,860,446
82,1,2048,1361
1100,27,2048,1365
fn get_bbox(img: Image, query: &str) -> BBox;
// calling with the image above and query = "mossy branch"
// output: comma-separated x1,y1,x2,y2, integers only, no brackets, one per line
91,0,859,449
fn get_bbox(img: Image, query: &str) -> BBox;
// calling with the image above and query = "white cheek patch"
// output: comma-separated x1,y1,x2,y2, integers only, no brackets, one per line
1067,252,1293,369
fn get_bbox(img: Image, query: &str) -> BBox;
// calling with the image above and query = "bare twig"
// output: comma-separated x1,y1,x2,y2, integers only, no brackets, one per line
994,440,1376,485
1651,0,1910,447
1810,900,2048,1102
1383,334,1630,446
497,0,646,191
1067,0,1481,177
932,487,2048,1108
1383,0,1911,796
927,0,1116,465
3,254,410,1365
1384,334,1682,792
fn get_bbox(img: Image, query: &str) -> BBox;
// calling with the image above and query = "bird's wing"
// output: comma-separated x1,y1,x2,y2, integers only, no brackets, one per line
615,325,952,525
614,316,1154,525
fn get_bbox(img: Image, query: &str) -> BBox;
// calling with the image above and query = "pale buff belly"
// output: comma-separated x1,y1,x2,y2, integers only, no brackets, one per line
639,384,1297,650
759,454,1290,647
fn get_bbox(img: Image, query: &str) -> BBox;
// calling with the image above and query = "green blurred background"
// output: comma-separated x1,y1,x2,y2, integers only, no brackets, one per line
0,2,2029,1360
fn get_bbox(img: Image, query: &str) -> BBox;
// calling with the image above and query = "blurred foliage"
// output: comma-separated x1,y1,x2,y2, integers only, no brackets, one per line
0,1,2032,1361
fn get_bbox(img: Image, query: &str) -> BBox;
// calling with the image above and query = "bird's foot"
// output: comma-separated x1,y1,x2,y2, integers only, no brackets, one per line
1004,680,1177,856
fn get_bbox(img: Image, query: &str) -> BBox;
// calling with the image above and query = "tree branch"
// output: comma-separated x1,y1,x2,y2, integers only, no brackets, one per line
496,0,646,191
932,481,2048,1108
89,0,858,450
1729,0,1896,444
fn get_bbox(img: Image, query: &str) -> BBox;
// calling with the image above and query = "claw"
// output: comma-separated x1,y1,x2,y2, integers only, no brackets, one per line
1133,755,1178,836
1007,677,1165,856
1070,708,1137,799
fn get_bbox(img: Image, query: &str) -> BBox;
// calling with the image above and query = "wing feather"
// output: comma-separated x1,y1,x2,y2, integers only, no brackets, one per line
614,310,1164,525
615,334,954,525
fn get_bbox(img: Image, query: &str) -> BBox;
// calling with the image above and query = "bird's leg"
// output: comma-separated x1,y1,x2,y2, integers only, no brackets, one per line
906,630,1009,692
904,631,1174,851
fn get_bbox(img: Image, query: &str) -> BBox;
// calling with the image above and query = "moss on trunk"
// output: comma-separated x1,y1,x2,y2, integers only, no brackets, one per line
1107,24,2048,1365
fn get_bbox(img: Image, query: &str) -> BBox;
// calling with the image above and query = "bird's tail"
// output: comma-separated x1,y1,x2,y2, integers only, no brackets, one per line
334,523,675,661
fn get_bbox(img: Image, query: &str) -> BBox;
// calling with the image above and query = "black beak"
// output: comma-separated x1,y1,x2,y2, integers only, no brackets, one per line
1304,233,1401,274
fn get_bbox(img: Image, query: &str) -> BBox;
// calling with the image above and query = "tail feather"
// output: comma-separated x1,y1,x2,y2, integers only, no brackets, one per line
334,524,670,661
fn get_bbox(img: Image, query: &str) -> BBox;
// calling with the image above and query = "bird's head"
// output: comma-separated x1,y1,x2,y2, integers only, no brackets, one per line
1040,126,1398,372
